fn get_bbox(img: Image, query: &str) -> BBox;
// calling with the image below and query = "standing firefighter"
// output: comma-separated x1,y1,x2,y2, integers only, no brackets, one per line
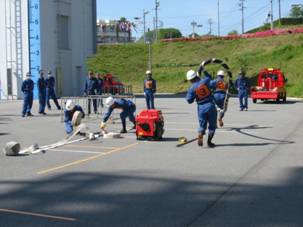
64,100,85,135
144,70,156,109
21,72,34,117
210,70,228,127
46,70,61,110
37,70,47,115
100,97,136,133
235,70,250,111
186,70,217,147
84,71,98,115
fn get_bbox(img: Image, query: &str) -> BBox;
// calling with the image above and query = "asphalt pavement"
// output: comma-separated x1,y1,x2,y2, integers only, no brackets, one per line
0,97,302,227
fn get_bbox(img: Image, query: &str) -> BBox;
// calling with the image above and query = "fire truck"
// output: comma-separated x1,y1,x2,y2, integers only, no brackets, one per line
251,68,287,103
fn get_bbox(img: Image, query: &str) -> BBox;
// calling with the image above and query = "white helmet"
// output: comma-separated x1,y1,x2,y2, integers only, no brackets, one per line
105,96,115,107
65,100,75,111
186,70,197,81
146,70,152,75
217,70,225,77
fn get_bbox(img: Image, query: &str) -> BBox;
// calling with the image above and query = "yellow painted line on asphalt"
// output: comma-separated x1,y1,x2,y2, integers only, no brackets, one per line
37,143,138,175
65,144,118,150
0,208,76,222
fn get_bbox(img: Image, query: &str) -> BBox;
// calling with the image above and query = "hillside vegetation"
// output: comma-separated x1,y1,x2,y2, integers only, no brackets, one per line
87,33,303,97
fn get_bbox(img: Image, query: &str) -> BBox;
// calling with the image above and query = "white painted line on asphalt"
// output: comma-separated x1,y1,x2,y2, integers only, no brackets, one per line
0,208,76,222
50,148,106,155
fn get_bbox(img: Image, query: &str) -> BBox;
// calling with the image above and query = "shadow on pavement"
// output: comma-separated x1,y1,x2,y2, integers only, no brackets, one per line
0,168,302,226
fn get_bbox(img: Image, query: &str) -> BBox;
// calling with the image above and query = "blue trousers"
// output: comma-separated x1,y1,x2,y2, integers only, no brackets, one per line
197,102,217,135
46,88,61,110
120,105,136,129
38,90,46,113
22,92,33,116
238,90,248,110
145,92,155,109
65,121,73,135
214,93,226,119
88,98,97,114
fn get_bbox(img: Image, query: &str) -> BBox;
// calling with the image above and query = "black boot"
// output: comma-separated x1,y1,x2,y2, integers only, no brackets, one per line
197,133,203,147
207,132,216,148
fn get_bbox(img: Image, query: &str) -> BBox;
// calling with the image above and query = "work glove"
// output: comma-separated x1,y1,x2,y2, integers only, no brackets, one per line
100,122,107,130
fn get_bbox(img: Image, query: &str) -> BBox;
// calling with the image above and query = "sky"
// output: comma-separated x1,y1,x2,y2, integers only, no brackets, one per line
97,0,302,39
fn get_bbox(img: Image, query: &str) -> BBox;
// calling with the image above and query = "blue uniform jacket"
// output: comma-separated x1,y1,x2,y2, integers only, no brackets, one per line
103,99,135,122
98,79,103,94
186,77,213,104
37,77,46,94
64,105,85,123
21,79,34,93
235,76,250,91
144,79,156,93
210,77,227,94
84,78,99,95
46,76,55,89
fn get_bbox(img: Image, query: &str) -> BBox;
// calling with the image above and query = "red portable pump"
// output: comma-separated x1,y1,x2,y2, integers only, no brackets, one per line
135,109,164,140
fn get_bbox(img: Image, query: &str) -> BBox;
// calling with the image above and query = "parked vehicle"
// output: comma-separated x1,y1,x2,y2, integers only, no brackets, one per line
251,68,287,103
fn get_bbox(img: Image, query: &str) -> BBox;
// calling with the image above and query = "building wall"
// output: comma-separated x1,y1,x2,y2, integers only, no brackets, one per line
0,0,96,99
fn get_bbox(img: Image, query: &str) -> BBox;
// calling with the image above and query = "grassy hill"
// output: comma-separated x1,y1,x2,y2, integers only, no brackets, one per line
87,33,303,97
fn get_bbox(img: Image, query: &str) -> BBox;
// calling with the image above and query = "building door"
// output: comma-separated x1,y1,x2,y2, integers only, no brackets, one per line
7,68,13,97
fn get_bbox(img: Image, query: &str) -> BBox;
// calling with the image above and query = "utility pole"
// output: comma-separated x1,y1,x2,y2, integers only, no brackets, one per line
155,0,160,42
270,0,274,30
238,0,245,34
217,0,220,36
191,21,197,38
143,9,149,43
278,0,281,23
208,18,213,35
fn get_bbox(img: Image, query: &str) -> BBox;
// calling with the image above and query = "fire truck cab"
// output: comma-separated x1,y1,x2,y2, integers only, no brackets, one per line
251,68,287,103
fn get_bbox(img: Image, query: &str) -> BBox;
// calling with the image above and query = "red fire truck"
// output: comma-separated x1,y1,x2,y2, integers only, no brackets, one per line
251,68,287,103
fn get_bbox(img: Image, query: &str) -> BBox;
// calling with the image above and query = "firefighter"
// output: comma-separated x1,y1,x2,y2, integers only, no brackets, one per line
84,71,98,114
97,73,104,107
100,97,136,133
235,70,250,111
21,72,34,117
143,70,156,109
186,70,217,147
46,70,61,110
37,70,47,115
210,70,228,127
64,100,85,135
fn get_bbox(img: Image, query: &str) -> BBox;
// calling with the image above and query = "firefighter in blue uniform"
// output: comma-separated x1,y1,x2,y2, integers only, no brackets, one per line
64,100,85,135
210,70,228,127
84,71,98,114
21,72,34,117
97,73,104,107
186,69,217,147
37,70,47,115
235,70,250,111
46,70,61,110
100,97,136,133
143,70,156,109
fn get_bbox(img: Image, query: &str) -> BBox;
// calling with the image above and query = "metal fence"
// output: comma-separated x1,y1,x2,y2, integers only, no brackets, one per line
60,94,136,124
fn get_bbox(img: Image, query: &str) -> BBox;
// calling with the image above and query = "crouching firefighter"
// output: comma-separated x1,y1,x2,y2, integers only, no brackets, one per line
64,100,85,135
186,70,217,148
210,70,229,127
100,97,136,133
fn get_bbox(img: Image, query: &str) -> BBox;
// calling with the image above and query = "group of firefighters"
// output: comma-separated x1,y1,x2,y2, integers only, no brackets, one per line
22,67,250,148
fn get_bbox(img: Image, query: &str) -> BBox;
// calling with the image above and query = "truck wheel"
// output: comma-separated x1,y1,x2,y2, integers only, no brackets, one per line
253,99,257,103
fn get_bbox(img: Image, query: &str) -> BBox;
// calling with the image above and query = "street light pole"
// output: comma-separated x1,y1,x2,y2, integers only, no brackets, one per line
155,0,160,42
143,9,149,43
191,21,197,38
217,0,220,36
270,0,274,30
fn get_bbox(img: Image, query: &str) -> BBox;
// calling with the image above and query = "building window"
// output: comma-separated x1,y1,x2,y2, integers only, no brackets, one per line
57,15,70,50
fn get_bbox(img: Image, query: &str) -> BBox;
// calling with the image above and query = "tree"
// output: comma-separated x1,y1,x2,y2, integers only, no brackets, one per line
137,28,182,42
228,30,238,35
289,4,303,18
